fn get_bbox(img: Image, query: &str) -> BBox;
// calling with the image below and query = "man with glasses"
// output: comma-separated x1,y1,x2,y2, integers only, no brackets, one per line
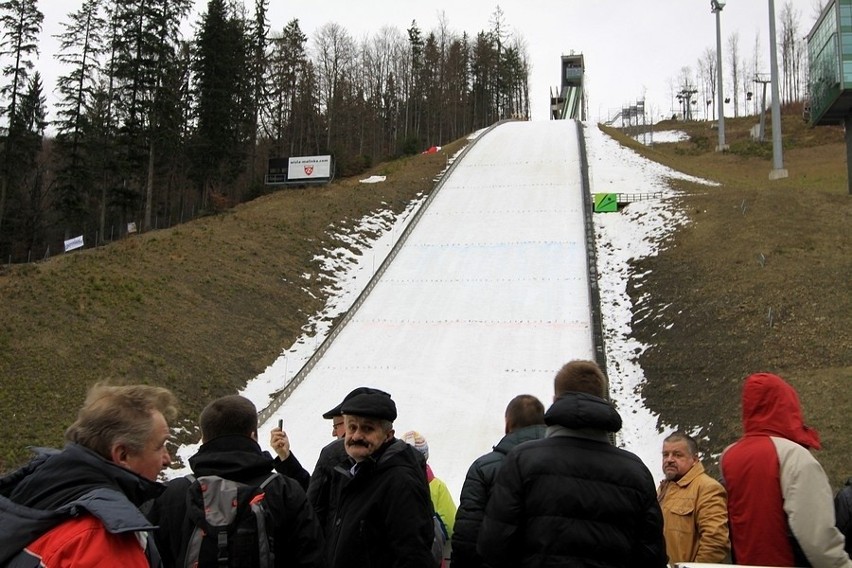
330,416,345,439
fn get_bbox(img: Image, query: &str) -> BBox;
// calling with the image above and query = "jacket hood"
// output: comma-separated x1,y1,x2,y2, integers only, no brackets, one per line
189,435,277,482
8,443,164,509
544,392,622,433
493,424,547,455
741,372,821,450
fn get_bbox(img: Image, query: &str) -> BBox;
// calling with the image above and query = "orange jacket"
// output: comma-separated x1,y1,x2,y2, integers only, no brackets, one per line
657,461,729,563
23,515,152,568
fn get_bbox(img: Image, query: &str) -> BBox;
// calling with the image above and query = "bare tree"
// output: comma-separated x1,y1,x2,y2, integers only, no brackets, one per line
727,32,741,117
749,31,763,116
698,47,717,121
810,0,828,19
312,22,355,148
779,1,803,103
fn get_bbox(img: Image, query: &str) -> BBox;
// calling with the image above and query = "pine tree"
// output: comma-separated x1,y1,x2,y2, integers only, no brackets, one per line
191,0,251,203
53,0,107,228
0,0,43,246
265,18,307,157
107,0,191,230
14,71,47,251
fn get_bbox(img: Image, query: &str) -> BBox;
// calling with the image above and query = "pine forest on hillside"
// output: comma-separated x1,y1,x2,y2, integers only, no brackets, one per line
0,0,531,263
0,0,816,264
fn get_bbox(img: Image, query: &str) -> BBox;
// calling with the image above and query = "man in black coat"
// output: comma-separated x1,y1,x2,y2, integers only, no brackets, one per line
478,360,668,568
147,395,325,568
307,387,384,537
324,389,435,568
451,394,546,568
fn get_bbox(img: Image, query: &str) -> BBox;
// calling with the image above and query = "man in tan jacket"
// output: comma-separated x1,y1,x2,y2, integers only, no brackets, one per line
657,431,730,563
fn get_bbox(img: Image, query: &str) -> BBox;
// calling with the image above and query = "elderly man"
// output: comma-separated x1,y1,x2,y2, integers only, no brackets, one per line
307,386,387,537
657,431,729,563
324,388,435,567
478,360,667,568
0,383,176,567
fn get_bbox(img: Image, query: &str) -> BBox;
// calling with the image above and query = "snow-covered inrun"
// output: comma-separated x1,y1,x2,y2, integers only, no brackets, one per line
173,120,717,500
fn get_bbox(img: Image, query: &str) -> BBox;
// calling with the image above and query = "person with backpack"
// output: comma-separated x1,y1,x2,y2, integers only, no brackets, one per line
146,395,324,568
0,383,176,567
324,389,436,567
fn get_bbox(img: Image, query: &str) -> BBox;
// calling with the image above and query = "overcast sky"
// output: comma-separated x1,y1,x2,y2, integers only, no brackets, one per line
36,0,822,125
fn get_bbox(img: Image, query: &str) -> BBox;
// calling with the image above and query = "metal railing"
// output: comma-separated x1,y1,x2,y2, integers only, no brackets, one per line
616,192,665,203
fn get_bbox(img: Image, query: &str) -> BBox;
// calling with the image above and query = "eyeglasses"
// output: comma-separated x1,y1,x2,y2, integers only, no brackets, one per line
333,421,344,429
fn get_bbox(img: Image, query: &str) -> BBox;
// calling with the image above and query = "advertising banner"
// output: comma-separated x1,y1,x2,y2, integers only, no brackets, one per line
287,155,332,180
64,235,84,252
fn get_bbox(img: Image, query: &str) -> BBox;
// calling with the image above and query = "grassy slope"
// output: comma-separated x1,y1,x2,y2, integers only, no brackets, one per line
602,106,850,487
0,141,464,469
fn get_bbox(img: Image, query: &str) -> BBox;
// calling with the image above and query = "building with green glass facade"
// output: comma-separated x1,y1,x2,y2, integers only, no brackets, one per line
807,0,852,125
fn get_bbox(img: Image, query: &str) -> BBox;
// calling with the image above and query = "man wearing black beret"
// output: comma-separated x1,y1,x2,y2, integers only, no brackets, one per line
322,388,436,567
306,386,388,537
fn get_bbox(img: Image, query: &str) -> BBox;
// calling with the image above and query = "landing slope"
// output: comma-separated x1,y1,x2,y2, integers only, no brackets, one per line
261,120,593,496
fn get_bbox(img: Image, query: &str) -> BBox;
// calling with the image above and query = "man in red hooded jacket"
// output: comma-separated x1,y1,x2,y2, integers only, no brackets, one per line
720,372,850,567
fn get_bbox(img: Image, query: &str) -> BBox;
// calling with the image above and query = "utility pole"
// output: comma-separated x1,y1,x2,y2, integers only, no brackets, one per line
712,1,728,151
768,0,788,179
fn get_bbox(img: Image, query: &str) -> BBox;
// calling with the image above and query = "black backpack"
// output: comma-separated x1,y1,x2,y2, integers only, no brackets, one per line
181,472,278,568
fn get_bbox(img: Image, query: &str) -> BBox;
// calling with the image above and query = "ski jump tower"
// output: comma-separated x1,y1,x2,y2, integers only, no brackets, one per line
550,53,586,120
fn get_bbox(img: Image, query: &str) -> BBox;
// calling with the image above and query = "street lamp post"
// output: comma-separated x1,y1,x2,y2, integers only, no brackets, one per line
712,0,728,151
768,0,788,179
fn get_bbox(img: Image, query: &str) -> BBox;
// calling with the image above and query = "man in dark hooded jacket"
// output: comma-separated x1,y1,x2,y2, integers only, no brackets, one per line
720,372,850,567
451,394,546,568
478,360,667,568
146,395,324,568
324,389,435,568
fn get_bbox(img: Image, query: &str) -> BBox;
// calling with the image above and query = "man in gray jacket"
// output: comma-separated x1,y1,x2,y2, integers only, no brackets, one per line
451,394,546,568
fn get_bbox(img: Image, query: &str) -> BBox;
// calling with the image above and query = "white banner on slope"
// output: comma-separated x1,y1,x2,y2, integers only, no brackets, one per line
64,235,84,252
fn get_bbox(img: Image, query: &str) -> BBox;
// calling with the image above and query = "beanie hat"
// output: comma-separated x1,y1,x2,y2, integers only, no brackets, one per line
340,391,397,422
402,431,429,462
323,386,391,419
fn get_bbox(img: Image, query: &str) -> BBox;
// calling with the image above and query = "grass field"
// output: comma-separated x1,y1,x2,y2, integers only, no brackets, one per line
1,107,848,490
605,103,850,487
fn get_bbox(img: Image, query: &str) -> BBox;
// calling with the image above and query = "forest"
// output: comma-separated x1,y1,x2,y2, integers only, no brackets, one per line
0,0,531,263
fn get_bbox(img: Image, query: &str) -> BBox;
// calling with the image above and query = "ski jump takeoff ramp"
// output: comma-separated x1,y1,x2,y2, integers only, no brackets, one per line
271,120,595,496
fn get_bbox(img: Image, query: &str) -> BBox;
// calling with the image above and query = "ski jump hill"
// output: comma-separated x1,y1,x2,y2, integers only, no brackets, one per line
264,119,599,498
